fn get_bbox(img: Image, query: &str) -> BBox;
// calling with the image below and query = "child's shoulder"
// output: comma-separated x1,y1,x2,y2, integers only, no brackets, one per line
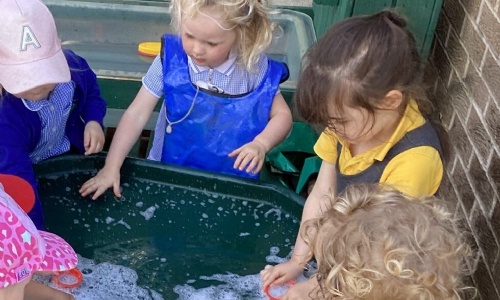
62,49,91,70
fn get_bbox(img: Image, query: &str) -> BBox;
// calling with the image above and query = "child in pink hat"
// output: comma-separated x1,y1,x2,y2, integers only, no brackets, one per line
0,175,78,300
0,0,107,230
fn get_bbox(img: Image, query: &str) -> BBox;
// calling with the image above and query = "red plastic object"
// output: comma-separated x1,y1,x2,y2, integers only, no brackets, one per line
52,268,83,289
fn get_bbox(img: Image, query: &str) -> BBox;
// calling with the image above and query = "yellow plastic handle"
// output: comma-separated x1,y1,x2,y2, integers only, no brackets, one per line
138,42,161,57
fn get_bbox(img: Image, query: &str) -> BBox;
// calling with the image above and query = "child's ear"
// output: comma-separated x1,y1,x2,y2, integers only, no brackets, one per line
380,90,403,110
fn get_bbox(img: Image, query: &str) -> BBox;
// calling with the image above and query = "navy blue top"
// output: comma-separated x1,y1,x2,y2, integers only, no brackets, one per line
0,49,106,229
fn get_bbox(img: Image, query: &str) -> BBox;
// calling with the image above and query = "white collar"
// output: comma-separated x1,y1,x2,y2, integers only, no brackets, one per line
188,47,237,76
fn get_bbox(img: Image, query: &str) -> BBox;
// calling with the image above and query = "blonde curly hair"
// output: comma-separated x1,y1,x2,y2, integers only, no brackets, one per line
301,184,474,300
169,0,273,71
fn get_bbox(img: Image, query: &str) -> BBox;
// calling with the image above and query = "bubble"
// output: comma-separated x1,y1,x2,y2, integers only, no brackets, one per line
140,206,157,221
33,255,163,300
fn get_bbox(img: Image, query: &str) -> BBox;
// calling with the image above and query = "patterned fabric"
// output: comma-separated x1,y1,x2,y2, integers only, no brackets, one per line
21,82,74,163
0,183,77,288
142,49,268,98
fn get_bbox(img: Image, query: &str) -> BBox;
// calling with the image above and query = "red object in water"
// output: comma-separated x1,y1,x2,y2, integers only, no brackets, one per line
52,268,83,289
264,280,296,300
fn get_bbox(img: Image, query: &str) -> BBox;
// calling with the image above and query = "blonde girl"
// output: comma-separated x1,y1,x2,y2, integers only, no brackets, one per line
287,184,472,299
80,0,292,199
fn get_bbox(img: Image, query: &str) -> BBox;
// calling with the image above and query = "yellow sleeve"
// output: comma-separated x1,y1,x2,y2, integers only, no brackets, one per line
313,131,339,164
380,146,443,197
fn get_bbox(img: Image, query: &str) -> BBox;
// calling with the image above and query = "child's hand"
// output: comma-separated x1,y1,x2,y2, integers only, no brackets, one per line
25,280,75,300
260,261,304,289
280,277,319,300
79,166,121,200
228,140,267,174
84,120,105,155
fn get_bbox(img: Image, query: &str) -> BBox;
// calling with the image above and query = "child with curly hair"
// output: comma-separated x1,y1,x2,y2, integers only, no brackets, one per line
263,184,473,299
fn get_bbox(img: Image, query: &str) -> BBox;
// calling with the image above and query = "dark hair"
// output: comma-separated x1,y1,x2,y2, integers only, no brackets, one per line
294,10,450,160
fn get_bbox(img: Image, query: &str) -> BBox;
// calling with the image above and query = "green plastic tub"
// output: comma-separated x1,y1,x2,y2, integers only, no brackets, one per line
34,155,305,298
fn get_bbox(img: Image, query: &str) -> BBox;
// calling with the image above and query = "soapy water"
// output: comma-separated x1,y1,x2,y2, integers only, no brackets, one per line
33,249,308,300
174,272,307,300
37,171,305,299
34,255,163,300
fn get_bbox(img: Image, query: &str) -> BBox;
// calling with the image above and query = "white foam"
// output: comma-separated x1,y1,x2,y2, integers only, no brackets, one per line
33,255,163,300
113,218,131,230
264,208,282,221
174,272,308,300
174,273,265,300
140,206,157,221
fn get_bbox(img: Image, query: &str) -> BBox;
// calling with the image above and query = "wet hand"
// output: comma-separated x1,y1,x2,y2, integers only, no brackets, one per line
260,261,304,290
281,278,318,300
79,167,121,200
228,140,267,174
84,121,105,155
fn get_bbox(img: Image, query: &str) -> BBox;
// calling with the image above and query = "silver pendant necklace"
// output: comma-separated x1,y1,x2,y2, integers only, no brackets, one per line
165,86,199,134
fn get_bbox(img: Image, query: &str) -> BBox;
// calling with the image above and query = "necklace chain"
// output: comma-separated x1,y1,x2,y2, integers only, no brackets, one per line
165,86,199,134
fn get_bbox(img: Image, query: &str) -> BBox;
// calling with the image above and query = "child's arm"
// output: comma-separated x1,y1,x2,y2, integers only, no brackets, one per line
79,59,106,156
65,50,107,156
228,93,292,174
261,160,336,287
79,86,159,200
79,72,105,156
24,280,74,300
0,104,45,229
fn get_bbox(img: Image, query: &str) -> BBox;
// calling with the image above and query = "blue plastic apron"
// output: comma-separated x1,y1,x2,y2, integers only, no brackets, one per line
160,34,289,179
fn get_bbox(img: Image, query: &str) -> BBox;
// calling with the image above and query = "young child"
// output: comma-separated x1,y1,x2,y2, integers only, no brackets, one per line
261,10,448,288
0,175,78,300
266,183,472,299
79,0,292,200
0,0,107,229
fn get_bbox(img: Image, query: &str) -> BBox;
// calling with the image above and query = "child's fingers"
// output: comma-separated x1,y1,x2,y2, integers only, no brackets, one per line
79,179,94,196
228,147,241,158
261,267,290,288
237,153,254,171
84,130,91,148
112,181,122,198
254,160,264,174
90,186,107,200
260,265,273,281
96,140,103,152
245,157,259,173
84,136,104,155
83,141,94,156
233,151,247,169
80,177,106,198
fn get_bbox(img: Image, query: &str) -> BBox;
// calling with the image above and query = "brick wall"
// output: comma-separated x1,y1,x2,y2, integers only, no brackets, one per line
429,0,500,298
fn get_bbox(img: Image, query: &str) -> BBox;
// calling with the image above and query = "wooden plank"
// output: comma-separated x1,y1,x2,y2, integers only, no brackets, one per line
313,0,354,38
352,0,394,16
396,0,443,58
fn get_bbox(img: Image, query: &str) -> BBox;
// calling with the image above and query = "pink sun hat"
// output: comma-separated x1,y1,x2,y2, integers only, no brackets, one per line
0,0,70,95
0,176,78,288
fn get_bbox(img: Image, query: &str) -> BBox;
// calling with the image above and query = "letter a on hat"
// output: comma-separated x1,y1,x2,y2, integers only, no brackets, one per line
20,25,41,51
